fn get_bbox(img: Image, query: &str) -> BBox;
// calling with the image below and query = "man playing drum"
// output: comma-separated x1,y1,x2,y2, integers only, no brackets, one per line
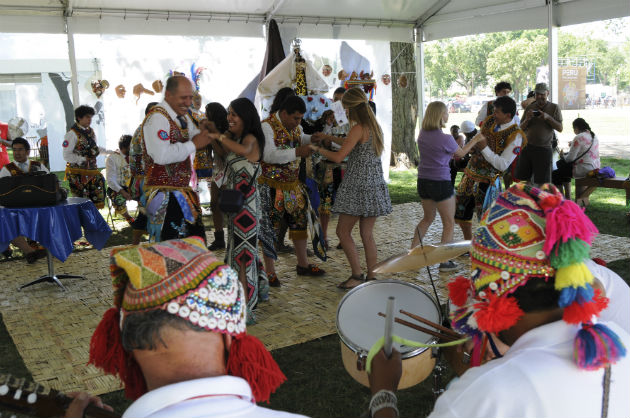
369,184,630,418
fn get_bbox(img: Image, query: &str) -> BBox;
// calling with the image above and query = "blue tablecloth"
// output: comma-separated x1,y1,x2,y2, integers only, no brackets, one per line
0,197,112,262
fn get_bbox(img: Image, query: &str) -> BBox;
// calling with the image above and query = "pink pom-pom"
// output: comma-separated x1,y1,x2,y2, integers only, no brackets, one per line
448,276,473,307
543,200,598,255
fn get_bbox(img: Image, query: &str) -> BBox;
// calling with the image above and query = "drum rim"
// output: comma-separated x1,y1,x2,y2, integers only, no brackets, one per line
336,279,443,359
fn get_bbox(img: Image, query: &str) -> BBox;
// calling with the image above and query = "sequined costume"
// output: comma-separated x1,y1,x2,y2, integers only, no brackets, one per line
129,123,145,201
189,109,213,179
224,148,269,319
259,113,310,246
455,116,525,222
141,102,205,243
63,124,106,209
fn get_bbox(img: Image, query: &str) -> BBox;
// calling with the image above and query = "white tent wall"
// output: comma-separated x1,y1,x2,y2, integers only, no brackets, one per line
74,34,266,160
300,38,393,181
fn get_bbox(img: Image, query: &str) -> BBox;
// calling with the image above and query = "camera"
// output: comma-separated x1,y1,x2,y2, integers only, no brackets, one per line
532,110,541,117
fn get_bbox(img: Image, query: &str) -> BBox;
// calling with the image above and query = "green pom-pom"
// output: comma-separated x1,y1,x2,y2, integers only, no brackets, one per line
549,238,590,268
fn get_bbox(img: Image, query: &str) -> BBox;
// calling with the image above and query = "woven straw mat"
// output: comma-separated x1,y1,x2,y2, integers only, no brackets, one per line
0,202,627,395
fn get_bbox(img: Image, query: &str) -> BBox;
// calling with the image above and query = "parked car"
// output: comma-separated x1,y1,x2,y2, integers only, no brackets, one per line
449,100,471,113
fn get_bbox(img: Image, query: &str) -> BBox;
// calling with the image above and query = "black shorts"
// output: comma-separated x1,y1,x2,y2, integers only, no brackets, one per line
417,178,454,202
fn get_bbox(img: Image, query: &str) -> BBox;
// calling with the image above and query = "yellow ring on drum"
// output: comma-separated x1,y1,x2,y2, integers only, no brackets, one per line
336,279,442,389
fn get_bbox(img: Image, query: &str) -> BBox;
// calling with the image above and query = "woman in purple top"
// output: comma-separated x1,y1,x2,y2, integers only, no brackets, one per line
412,101,481,271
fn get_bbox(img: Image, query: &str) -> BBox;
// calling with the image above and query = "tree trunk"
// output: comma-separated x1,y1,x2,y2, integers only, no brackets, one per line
390,42,419,167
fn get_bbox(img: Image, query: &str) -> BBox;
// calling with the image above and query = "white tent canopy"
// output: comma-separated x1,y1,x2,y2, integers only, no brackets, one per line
0,0,627,173
0,0,627,42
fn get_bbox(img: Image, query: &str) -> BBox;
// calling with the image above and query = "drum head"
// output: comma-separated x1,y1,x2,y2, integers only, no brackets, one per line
336,280,441,358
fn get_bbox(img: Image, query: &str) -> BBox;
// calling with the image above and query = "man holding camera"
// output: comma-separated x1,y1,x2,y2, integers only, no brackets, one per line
516,82,563,186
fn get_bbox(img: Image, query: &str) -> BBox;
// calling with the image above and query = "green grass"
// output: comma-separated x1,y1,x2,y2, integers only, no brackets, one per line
387,157,629,237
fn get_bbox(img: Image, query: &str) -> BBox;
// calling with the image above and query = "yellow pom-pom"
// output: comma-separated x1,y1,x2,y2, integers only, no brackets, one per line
554,262,594,290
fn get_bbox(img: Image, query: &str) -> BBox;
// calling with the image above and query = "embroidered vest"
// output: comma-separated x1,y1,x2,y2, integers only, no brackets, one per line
464,116,524,183
5,160,43,176
70,124,99,169
129,124,145,176
259,113,302,188
142,106,192,188
486,100,495,117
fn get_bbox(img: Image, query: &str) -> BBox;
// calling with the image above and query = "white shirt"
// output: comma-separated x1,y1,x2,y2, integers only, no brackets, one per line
123,376,307,418
105,152,128,192
476,100,521,127
565,132,600,178
142,101,199,165
261,113,312,165
429,321,630,418
62,128,110,165
0,160,49,177
479,122,523,172
585,259,630,334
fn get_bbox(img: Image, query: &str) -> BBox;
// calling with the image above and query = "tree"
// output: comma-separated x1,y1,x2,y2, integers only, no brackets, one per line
390,42,419,167
424,41,456,97
486,35,548,99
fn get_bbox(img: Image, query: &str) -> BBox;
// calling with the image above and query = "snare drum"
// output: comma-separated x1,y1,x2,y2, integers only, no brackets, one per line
336,279,442,389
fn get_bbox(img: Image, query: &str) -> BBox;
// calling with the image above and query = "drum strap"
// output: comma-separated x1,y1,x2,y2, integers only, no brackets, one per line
486,332,504,359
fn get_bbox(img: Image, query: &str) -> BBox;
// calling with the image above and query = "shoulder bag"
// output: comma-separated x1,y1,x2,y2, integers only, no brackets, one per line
218,164,260,213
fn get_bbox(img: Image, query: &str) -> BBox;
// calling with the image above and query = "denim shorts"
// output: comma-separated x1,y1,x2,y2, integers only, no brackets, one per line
417,178,454,202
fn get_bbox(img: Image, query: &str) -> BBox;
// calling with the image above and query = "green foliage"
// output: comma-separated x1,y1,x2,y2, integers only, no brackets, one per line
424,24,630,95
487,35,548,98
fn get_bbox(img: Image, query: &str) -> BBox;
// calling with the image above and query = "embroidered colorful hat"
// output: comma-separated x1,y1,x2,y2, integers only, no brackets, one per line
89,237,286,401
448,184,625,370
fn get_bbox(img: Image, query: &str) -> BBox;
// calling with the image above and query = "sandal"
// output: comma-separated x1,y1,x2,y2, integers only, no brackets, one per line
337,274,366,290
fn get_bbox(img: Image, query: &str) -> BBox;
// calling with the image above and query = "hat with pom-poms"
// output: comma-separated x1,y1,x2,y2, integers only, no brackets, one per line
448,183,625,370
88,237,286,402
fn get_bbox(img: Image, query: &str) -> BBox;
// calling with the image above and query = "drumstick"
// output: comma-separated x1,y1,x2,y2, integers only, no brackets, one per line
399,309,462,339
383,297,395,357
377,312,461,342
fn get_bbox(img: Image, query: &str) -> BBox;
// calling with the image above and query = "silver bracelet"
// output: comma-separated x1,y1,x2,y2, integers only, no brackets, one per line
369,389,398,418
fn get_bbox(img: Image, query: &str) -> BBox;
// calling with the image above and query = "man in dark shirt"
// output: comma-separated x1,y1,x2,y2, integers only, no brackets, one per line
516,82,563,185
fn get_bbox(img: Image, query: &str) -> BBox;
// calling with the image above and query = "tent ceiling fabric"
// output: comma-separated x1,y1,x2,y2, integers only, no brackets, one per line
0,0,627,41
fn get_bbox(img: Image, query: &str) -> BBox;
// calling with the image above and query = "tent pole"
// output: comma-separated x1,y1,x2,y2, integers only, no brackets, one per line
64,14,80,107
415,28,426,127
547,0,559,103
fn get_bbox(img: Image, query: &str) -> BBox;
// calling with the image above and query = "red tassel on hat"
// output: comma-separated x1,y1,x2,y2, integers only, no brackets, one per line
448,276,473,307
88,308,147,399
563,289,609,324
474,294,524,334
227,334,287,403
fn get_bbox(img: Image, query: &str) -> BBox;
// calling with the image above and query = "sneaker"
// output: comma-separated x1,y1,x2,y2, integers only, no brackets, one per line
439,260,458,272
276,243,294,254
296,264,326,276
268,272,281,287
2,248,12,259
